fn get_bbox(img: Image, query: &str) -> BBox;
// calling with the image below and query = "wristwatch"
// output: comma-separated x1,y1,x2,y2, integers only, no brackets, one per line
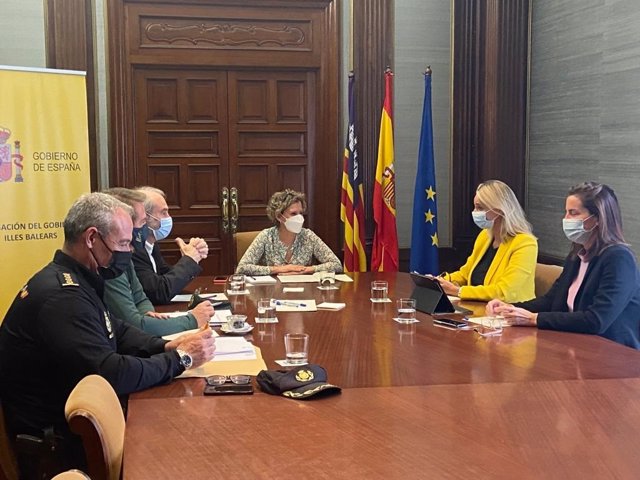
176,349,193,370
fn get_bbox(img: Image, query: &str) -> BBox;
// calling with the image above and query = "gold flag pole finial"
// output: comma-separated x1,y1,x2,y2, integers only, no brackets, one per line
424,65,432,76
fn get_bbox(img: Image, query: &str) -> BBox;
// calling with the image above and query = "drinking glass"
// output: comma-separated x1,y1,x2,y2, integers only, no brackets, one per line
229,274,245,293
396,298,417,323
284,333,309,365
257,298,277,323
370,281,388,302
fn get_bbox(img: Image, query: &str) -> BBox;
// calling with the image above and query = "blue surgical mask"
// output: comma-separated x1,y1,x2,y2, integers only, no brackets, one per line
132,224,149,249
472,210,494,230
149,215,173,241
562,215,594,244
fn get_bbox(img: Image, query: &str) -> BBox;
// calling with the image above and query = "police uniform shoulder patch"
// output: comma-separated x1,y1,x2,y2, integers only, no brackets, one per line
58,272,80,287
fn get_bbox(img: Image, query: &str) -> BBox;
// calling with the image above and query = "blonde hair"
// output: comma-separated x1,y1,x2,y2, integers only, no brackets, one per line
476,180,532,242
266,189,307,224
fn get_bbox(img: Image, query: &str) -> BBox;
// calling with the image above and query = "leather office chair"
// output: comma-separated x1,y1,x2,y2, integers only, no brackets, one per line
51,470,91,480
234,230,261,264
65,375,125,480
534,263,563,297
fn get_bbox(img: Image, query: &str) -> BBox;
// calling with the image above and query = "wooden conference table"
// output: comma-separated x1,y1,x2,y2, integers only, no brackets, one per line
124,273,640,479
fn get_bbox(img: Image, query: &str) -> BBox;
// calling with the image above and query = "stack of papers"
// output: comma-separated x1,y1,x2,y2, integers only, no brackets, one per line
317,302,346,310
277,273,354,283
162,328,219,341
245,275,278,285
162,309,232,326
209,309,232,326
170,293,228,302
213,337,257,361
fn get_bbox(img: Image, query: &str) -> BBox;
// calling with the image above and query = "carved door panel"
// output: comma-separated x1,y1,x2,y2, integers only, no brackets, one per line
134,69,230,273
228,70,312,233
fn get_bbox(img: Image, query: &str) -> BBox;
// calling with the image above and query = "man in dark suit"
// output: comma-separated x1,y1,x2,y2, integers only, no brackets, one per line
132,186,209,304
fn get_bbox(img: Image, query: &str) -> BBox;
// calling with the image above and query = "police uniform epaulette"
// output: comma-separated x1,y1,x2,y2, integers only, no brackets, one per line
58,272,80,287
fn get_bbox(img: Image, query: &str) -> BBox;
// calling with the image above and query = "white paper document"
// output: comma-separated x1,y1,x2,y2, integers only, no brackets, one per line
209,309,233,325
170,293,228,302
163,309,232,325
335,274,354,283
245,275,278,285
271,299,317,312
162,328,219,341
283,287,305,293
277,274,320,283
317,302,346,311
212,337,257,361
466,316,511,328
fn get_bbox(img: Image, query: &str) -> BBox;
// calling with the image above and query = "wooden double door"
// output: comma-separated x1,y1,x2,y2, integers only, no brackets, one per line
108,1,339,274
134,68,315,273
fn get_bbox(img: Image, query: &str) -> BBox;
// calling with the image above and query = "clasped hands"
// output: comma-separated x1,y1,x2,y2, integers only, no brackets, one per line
270,264,314,274
176,237,209,263
486,299,537,326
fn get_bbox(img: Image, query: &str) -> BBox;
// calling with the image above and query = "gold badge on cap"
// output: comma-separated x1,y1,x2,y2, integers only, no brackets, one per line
295,369,314,382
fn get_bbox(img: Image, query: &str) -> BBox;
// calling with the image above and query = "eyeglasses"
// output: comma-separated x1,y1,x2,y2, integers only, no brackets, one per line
474,317,504,337
205,375,251,386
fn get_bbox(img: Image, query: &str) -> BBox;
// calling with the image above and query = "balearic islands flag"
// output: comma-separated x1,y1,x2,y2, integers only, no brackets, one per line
340,73,367,272
371,69,399,272
410,67,440,274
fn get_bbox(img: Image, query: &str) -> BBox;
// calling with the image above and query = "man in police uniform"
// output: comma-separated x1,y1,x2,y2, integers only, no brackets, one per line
0,192,215,476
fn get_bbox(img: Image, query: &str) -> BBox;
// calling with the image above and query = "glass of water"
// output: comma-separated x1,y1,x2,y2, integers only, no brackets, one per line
229,274,245,293
257,298,277,323
284,333,309,365
396,298,417,323
370,280,388,302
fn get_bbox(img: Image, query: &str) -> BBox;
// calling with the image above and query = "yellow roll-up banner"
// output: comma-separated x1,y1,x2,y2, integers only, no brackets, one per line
0,66,90,321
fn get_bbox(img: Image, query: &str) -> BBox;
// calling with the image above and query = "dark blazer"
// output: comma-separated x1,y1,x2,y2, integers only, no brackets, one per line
132,243,202,305
515,244,640,349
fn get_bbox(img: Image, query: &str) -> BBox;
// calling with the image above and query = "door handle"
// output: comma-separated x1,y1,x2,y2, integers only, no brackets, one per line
222,187,229,234
230,187,239,234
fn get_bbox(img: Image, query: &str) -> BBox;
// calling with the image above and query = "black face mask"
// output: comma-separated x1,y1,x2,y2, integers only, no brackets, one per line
91,234,132,280
98,250,132,280
132,224,149,250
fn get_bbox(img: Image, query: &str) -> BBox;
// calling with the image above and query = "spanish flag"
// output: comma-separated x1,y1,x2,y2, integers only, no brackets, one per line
340,73,367,272
371,69,399,272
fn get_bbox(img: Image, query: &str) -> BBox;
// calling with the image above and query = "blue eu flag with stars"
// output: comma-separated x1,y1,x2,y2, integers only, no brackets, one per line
410,68,439,275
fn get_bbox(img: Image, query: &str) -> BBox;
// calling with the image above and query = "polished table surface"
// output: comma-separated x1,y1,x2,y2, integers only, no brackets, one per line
124,273,640,478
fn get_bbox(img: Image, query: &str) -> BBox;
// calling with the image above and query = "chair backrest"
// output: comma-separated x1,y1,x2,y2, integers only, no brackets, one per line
234,230,261,264
534,263,563,297
65,375,125,480
51,470,91,480
0,402,18,480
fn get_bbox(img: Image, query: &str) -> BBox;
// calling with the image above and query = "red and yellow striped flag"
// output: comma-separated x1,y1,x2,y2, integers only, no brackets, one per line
371,70,399,272
340,73,367,271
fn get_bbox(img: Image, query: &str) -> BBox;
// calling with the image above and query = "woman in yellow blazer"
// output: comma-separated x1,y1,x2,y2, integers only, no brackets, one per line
436,180,538,302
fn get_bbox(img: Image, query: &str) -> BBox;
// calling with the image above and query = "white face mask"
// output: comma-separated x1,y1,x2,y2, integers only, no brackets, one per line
562,215,594,244
472,210,494,230
283,214,304,234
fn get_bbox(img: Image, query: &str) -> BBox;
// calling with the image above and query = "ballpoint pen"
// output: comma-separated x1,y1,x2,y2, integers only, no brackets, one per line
275,300,307,307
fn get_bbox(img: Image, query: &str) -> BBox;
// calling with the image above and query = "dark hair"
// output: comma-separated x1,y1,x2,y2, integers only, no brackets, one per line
568,182,626,258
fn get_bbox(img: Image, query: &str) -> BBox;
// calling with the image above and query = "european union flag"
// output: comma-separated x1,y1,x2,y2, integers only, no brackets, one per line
410,67,439,275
